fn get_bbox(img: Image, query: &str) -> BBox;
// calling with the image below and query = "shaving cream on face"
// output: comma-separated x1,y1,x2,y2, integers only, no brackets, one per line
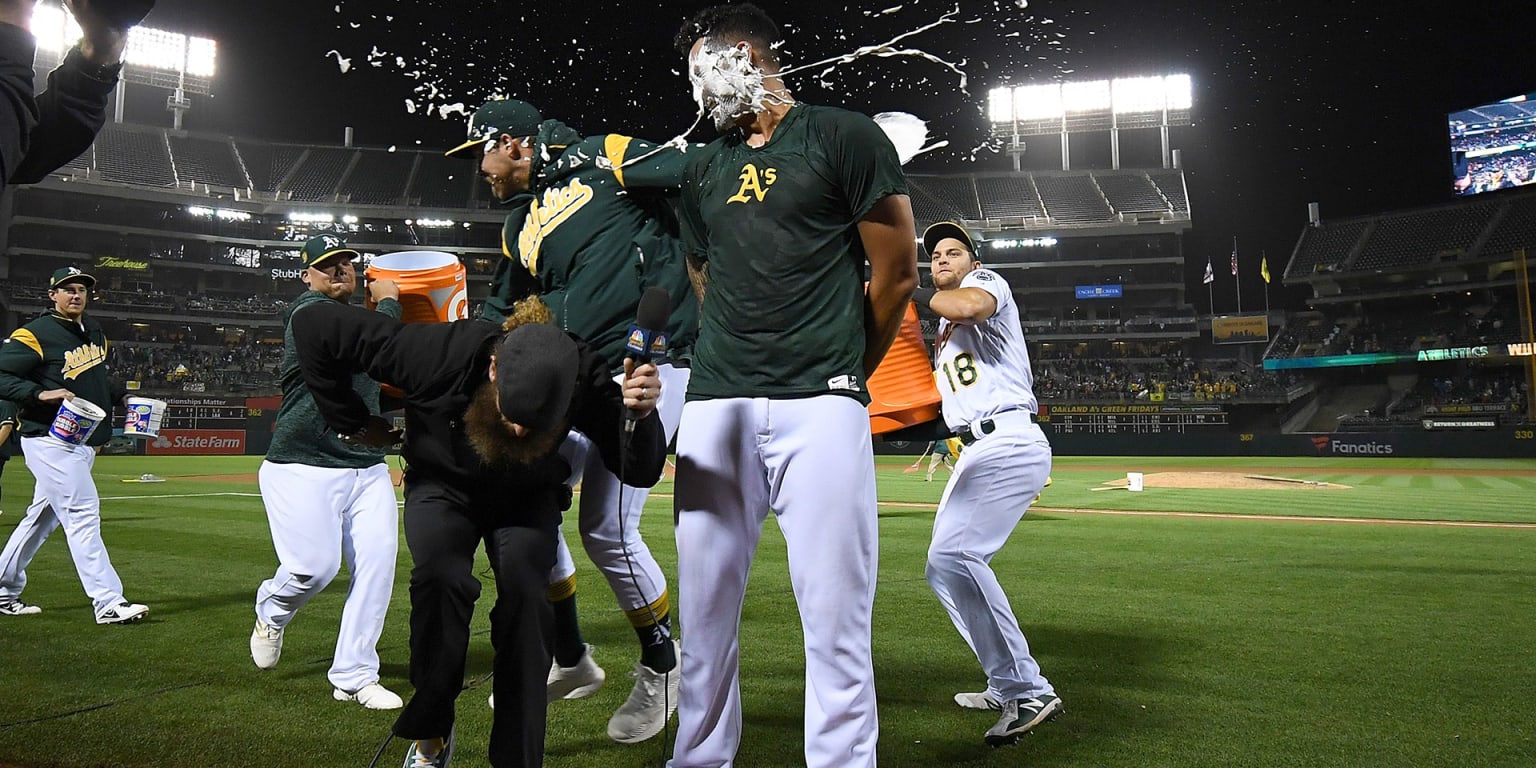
689,42,770,133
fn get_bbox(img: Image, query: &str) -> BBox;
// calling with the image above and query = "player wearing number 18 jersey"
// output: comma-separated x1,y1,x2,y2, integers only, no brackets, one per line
913,222,1062,747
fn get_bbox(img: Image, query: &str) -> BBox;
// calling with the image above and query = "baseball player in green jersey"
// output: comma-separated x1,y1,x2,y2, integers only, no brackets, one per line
915,222,1061,746
669,5,919,766
0,266,147,623
449,98,697,742
248,236,405,709
0,398,20,515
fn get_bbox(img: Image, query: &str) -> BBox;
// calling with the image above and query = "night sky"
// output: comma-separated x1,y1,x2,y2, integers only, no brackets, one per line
130,0,1532,309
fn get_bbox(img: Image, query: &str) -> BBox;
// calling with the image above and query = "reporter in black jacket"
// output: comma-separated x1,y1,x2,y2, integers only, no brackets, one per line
290,296,665,768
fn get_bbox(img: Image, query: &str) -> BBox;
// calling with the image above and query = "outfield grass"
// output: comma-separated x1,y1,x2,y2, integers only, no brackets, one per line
1,454,1534,767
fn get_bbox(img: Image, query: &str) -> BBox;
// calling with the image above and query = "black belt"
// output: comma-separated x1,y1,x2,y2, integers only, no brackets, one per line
955,409,1036,446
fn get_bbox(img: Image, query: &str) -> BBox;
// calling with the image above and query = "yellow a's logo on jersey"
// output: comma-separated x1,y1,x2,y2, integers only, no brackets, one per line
62,342,107,381
727,163,778,204
517,177,596,273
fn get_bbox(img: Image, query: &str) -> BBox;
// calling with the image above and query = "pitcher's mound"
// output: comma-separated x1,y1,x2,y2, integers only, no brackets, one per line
1097,472,1351,491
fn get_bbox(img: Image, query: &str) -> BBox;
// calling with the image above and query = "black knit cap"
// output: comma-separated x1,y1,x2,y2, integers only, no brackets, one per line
494,324,578,431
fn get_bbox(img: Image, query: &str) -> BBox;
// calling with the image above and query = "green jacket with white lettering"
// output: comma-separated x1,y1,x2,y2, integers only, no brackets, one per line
0,310,124,446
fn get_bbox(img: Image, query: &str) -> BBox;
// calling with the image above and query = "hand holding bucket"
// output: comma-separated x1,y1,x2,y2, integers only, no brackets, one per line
122,396,168,438
364,251,468,323
49,397,106,446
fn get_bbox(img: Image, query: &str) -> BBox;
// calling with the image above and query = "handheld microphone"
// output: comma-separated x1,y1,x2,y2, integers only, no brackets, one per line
624,287,671,432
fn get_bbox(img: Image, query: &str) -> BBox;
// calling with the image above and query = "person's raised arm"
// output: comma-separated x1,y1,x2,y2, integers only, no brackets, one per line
858,193,918,376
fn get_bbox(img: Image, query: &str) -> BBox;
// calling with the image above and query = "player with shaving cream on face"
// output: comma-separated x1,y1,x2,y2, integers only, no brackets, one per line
668,4,918,766
914,221,1061,747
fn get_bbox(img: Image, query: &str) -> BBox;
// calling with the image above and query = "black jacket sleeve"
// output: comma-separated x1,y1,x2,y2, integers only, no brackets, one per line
4,33,116,186
567,341,666,488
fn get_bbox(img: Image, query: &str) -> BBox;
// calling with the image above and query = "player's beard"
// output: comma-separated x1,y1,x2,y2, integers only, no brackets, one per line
462,381,567,468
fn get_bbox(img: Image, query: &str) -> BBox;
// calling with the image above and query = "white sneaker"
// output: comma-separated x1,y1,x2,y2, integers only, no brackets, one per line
0,599,42,616
606,644,681,744
95,602,149,624
954,691,1003,711
548,643,605,702
334,682,404,710
250,619,284,669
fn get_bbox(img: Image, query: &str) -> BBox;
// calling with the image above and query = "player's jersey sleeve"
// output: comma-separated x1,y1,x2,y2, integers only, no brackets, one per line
824,109,909,221
960,269,1013,319
599,134,693,190
0,329,45,404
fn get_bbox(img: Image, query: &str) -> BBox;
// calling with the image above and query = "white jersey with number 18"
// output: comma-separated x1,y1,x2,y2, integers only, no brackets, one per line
933,267,1037,431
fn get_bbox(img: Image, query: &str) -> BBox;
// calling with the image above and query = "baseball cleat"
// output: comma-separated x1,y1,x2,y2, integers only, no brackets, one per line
0,600,42,616
95,602,149,625
607,642,681,744
954,691,1003,711
250,619,284,669
548,643,606,702
401,729,454,768
984,694,1063,747
334,682,403,710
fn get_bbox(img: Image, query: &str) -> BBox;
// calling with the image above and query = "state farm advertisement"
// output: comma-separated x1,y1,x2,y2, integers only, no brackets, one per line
145,429,247,455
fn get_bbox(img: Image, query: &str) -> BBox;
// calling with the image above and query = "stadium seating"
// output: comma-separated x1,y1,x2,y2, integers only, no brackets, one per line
974,175,1044,220
1096,173,1169,215
908,175,981,221
235,141,307,193
1349,200,1500,271
1148,171,1189,213
1033,174,1114,224
341,149,412,206
410,151,475,209
1285,219,1370,278
168,134,249,189
95,124,175,187
285,148,354,202
1477,192,1536,259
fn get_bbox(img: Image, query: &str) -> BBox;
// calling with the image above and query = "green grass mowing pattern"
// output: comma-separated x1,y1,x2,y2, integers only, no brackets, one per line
1,455,1534,766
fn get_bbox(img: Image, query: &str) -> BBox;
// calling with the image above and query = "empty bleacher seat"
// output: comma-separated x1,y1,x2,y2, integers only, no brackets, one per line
410,152,474,209
236,141,306,193
1285,219,1369,278
1096,173,1169,214
1148,171,1189,213
284,148,354,202
341,149,412,206
975,175,1043,219
1034,175,1113,224
168,134,248,189
1351,201,1499,271
1478,193,1536,259
95,125,175,187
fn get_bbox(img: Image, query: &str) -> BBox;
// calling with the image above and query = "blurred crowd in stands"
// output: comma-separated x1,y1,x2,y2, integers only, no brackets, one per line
109,336,283,391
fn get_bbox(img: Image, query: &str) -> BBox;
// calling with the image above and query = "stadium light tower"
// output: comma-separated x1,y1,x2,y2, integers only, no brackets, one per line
986,73,1192,171
30,2,217,130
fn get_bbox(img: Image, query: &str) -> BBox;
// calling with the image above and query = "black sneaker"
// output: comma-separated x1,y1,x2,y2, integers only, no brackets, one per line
0,600,42,616
984,694,1063,746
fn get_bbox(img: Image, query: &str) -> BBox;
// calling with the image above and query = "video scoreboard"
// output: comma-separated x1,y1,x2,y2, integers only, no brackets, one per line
1039,403,1228,434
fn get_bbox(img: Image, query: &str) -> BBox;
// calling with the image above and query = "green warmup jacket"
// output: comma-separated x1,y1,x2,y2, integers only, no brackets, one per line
266,290,402,468
482,119,699,373
0,310,126,447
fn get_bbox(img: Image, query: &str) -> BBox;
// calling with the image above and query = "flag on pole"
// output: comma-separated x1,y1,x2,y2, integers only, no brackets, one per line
1260,254,1270,284
1203,258,1214,285
1230,245,1239,276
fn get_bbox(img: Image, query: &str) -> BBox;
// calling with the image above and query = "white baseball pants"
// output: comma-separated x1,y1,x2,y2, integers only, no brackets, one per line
670,395,880,768
549,362,689,617
926,414,1055,702
254,461,399,692
0,436,128,615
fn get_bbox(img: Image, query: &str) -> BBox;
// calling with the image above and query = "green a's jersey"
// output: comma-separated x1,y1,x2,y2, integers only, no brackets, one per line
484,130,698,373
679,104,909,404
0,311,122,445
0,398,20,457
265,290,402,468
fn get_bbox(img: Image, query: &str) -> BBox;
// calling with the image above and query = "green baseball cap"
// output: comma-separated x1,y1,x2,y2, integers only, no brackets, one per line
300,235,359,268
50,266,96,289
444,99,543,158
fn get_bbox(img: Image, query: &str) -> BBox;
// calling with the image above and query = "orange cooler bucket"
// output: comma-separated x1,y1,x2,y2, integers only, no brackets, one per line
365,250,468,323
866,303,941,435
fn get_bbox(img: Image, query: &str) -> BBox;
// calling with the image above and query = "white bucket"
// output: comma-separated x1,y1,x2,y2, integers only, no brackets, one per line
49,398,106,445
1127,472,1145,492
122,396,168,438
